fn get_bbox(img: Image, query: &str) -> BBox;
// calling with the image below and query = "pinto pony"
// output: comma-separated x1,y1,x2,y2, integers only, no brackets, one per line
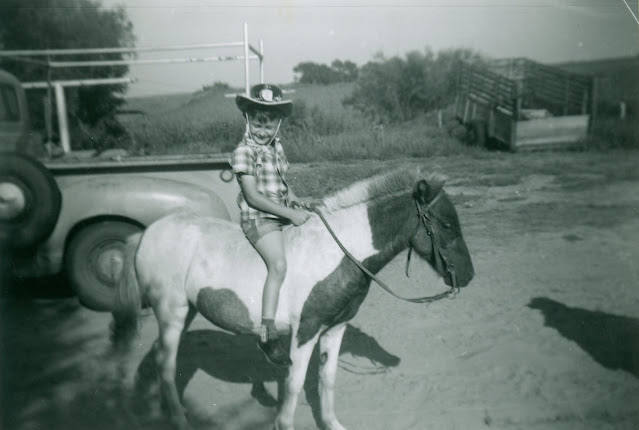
111,168,474,430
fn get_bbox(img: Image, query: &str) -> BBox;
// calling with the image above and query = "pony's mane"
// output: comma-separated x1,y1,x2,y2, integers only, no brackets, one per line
320,168,446,213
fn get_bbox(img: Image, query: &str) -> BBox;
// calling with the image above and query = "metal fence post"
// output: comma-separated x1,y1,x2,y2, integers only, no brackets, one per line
54,83,71,152
259,39,264,84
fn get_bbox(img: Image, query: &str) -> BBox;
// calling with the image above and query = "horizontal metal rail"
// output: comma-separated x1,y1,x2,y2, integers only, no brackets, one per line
22,77,134,89
1,22,263,153
0,42,262,61
0,55,50,66
0,42,245,56
47,55,259,68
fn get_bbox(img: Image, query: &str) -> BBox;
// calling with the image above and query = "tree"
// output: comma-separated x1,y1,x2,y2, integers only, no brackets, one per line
331,59,358,82
293,59,359,84
293,62,339,84
0,0,135,149
343,47,486,123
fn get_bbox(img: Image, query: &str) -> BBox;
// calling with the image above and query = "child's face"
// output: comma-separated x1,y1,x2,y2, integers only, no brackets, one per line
248,115,280,146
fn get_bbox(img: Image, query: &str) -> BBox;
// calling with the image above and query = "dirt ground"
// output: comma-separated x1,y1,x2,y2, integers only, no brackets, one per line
1,151,638,430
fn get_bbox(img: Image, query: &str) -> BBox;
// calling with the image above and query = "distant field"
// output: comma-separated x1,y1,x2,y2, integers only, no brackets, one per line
119,56,638,157
123,82,356,120
119,81,470,160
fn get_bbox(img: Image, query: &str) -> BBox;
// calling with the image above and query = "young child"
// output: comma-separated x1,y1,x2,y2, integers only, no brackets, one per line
231,84,314,367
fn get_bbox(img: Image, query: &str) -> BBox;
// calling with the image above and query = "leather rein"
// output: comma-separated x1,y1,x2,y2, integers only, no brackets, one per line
312,191,460,304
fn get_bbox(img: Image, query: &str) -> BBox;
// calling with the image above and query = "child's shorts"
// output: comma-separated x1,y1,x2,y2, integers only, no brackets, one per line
241,217,290,246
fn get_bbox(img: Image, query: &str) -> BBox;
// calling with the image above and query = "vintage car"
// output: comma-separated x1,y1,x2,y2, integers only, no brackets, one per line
0,69,240,310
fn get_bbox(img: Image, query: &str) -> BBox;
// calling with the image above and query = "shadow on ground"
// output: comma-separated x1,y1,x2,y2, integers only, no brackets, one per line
528,297,639,378
133,324,401,429
0,295,153,430
0,273,75,300
1,270,399,430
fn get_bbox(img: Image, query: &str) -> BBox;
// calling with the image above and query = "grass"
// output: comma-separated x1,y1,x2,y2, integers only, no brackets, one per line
576,116,639,150
284,150,639,203
119,82,471,160
118,78,638,160
284,118,470,162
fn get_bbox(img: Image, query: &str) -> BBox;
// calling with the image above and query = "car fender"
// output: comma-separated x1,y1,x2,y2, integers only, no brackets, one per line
40,175,233,274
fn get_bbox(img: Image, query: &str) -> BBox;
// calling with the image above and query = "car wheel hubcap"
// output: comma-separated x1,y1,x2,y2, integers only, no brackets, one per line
93,243,125,286
0,182,26,221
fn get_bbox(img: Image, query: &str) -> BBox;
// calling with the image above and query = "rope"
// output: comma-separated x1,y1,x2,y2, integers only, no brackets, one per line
313,207,457,304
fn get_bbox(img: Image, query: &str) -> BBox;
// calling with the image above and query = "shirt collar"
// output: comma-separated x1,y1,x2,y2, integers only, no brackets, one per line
243,135,280,151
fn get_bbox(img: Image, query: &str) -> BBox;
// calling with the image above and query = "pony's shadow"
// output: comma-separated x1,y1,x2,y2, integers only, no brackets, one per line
133,323,400,426
528,297,639,378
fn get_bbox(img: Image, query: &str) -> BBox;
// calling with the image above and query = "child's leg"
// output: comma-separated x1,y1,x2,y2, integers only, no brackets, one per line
253,229,287,332
252,228,292,366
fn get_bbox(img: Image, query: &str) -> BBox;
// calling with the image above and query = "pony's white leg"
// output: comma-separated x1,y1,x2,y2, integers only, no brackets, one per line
319,323,348,430
153,298,191,430
182,303,197,335
275,331,321,430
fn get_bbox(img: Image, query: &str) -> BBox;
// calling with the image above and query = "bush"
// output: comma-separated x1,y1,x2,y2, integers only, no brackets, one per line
1,0,135,150
293,60,358,84
343,48,485,124
283,113,471,163
575,116,639,150
125,116,244,155
73,115,133,153
284,99,348,138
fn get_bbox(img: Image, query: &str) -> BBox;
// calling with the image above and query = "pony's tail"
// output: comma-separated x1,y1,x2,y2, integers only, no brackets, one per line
110,231,144,355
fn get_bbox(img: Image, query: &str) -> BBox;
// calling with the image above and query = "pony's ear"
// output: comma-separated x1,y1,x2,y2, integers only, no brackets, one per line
412,179,432,204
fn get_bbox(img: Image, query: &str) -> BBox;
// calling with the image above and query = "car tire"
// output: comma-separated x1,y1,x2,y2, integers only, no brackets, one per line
0,152,62,250
65,220,142,311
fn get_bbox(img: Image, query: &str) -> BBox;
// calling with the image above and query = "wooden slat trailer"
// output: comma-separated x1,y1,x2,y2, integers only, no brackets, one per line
455,58,594,151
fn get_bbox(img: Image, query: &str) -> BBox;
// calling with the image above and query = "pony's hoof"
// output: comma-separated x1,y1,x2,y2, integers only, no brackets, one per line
324,418,348,430
273,419,293,430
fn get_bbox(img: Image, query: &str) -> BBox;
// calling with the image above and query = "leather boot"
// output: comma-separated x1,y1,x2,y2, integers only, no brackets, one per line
257,336,292,367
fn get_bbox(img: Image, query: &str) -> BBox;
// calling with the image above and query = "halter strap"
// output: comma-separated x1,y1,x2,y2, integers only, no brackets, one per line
407,194,445,275
406,192,459,293
406,194,441,277
313,192,458,304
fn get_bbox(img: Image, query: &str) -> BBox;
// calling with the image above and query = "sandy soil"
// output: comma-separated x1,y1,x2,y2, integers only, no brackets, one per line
1,151,638,430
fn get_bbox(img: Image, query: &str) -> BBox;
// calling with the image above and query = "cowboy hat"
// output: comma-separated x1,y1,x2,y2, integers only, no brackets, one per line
236,83,293,117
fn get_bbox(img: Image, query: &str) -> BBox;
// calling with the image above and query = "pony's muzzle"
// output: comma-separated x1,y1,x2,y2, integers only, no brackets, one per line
440,241,474,288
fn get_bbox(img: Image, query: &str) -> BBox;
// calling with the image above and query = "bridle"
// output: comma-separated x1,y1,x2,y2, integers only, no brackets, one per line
405,191,460,299
313,190,460,304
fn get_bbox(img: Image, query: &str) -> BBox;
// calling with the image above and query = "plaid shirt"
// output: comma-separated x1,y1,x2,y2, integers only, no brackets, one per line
230,137,291,223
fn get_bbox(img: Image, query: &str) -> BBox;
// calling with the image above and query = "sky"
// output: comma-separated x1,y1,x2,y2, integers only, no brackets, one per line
99,0,639,97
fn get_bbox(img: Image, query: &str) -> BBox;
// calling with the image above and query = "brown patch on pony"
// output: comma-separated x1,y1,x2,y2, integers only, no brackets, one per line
196,287,254,334
297,257,371,346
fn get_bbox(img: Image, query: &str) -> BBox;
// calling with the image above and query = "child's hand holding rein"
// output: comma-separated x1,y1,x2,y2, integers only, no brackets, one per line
288,208,310,226
291,198,322,211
